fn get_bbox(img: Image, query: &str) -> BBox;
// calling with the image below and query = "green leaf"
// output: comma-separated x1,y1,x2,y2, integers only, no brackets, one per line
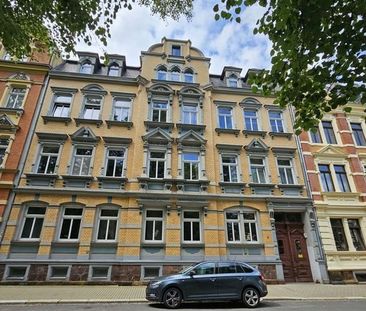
213,4,219,12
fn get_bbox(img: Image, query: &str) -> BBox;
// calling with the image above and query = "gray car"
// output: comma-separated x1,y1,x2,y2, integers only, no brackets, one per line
146,261,268,308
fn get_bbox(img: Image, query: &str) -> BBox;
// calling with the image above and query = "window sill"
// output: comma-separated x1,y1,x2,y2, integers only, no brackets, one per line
215,128,240,137
62,175,94,188
176,123,206,133
0,107,24,117
97,176,128,190
278,184,304,189
321,192,360,202
269,131,293,140
144,121,174,132
106,120,133,129
219,182,246,194
141,242,165,248
51,241,80,247
42,115,72,125
137,177,174,191
226,243,264,249
25,173,58,187
181,242,204,248
242,130,267,138
74,118,103,128
90,241,118,247
10,240,40,247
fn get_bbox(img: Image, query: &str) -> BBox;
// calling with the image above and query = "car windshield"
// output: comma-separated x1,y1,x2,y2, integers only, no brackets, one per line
179,264,196,274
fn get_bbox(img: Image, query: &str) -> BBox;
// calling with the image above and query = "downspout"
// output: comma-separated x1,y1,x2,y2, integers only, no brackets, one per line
288,104,329,282
0,73,50,242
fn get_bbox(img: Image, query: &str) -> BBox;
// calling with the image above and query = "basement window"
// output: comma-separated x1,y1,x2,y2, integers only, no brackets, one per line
91,266,110,279
143,267,161,279
355,273,366,283
49,266,69,279
6,266,28,280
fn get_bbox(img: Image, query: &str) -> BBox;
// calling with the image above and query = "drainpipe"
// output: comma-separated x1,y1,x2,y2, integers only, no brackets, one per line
288,104,329,283
0,73,50,242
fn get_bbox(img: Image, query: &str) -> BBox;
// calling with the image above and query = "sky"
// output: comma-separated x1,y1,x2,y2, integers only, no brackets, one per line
76,0,272,76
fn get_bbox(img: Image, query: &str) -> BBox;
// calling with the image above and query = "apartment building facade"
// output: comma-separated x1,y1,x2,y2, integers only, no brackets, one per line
0,39,326,283
300,103,366,283
0,45,55,230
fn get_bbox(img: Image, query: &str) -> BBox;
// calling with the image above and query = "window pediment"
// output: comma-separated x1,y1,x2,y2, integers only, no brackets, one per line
0,114,17,132
314,145,347,159
245,138,269,153
71,127,100,143
81,84,107,95
36,132,68,141
177,130,206,147
142,127,172,145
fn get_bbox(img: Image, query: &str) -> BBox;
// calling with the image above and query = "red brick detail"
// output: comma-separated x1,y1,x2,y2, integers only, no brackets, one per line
28,264,48,282
69,265,89,281
111,265,140,283
304,155,316,171
308,173,321,192
299,132,309,142
335,114,349,131
162,265,183,276
257,264,277,282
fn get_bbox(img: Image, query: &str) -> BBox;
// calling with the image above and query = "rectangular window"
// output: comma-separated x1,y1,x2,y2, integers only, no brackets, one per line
310,126,322,143
52,94,72,117
49,266,69,279
59,207,83,240
97,208,118,241
226,212,240,242
244,109,259,131
330,219,348,251
0,138,9,166
148,151,165,178
222,155,238,182
218,107,233,129
82,95,101,119
6,87,26,108
20,206,46,239
71,147,93,176
348,219,366,251
243,212,258,242
250,158,266,183
269,111,284,133
105,149,125,177
152,101,168,122
37,145,60,174
351,123,366,146
171,45,181,56
322,121,337,144
182,103,198,124
183,152,199,180
112,98,130,122
7,266,27,279
144,210,163,241
91,266,109,279
143,267,161,279
277,159,295,184
183,211,200,242
319,164,335,192
334,165,350,192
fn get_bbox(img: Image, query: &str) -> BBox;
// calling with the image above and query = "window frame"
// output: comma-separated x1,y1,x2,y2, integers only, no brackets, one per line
96,207,119,242
318,162,353,193
19,206,46,241
5,86,27,109
227,74,238,88
111,97,131,122
182,210,202,243
58,206,84,241
184,69,194,83
171,45,181,57
182,102,198,125
277,158,295,185
182,152,200,180
249,157,268,184
0,138,10,167
143,209,164,243
35,143,61,174
81,94,103,120
225,209,260,244
321,120,338,144
243,108,260,131
151,100,169,122
70,145,94,176
269,110,285,133
218,106,234,129
148,150,166,179
50,93,73,118
350,122,366,146
156,66,167,80
79,60,93,74
221,154,239,182
104,147,126,178
108,63,120,77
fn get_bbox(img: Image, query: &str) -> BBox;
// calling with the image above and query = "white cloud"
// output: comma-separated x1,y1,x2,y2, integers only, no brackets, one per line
76,0,272,76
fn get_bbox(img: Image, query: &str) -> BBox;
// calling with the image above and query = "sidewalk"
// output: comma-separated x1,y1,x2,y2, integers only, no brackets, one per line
0,283,366,304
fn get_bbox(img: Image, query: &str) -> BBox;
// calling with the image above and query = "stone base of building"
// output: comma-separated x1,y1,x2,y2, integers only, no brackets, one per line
328,270,366,284
0,263,281,284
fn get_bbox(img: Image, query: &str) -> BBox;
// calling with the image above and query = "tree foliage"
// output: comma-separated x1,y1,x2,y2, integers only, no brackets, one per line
215,0,366,131
0,0,192,57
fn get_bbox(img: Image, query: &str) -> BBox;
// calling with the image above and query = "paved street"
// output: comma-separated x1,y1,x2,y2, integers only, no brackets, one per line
0,301,366,311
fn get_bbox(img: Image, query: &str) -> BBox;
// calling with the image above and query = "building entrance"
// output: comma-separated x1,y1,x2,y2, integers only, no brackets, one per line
275,213,313,282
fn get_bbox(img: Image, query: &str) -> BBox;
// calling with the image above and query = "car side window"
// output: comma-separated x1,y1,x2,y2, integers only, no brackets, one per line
193,262,215,275
218,262,237,274
236,264,253,273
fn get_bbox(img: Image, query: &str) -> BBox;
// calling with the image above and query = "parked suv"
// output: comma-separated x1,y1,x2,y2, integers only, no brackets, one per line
146,261,267,308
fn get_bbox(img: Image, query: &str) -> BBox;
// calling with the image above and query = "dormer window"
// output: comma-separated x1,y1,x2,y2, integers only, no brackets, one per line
80,60,93,74
172,45,181,56
157,66,167,80
184,69,194,83
171,67,181,81
108,63,120,77
227,74,238,88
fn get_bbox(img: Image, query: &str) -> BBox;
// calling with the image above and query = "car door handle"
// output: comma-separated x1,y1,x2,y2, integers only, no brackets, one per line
210,278,216,282
238,277,243,281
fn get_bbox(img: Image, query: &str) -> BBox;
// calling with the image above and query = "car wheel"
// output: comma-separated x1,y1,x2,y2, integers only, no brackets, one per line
242,287,260,308
163,287,182,309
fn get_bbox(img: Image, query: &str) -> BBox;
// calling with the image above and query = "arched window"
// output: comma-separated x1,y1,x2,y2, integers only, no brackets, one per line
184,68,194,83
170,67,181,82
108,63,120,77
80,60,93,74
157,66,167,80
227,74,238,88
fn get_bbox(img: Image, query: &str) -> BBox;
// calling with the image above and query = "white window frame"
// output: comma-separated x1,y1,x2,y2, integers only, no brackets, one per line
170,67,181,82
112,97,131,122
108,63,120,77
0,138,9,167
317,161,354,192
143,209,164,243
5,87,26,109
58,207,83,241
244,108,260,131
227,74,238,88
277,158,295,185
250,157,268,184
221,154,239,182
36,144,61,174
218,106,234,129
89,266,111,280
225,209,260,244
19,206,46,240
269,110,285,133
182,211,202,243
151,100,169,122
47,265,71,280
96,207,119,242
156,66,167,80
50,93,73,117
148,150,166,179
5,265,30,280
171,45,181,57
80,61,93,74
104,147,126,177
182,102,198,125
184,69,194,83
182,152,200,180
70,146,94,176
81,94,102,120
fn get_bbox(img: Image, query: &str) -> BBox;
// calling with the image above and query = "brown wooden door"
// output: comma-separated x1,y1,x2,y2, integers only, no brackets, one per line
276,223,313,282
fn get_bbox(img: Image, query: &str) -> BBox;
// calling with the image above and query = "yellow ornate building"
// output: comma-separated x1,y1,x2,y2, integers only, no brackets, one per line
0,39,327,283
